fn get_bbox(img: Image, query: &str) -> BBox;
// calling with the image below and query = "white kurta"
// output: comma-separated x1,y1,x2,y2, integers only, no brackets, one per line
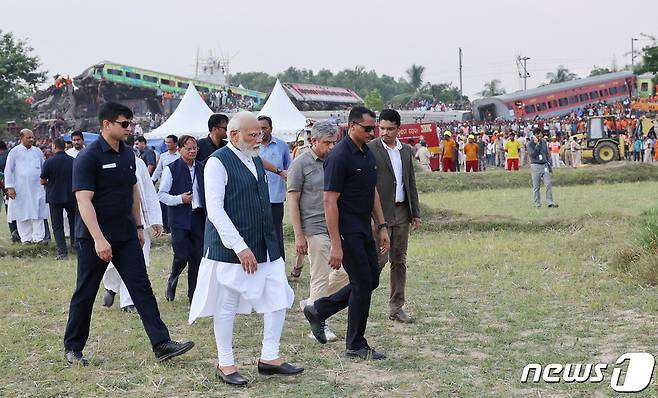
189,142,294,323
103,157,162,307
5,144,49,222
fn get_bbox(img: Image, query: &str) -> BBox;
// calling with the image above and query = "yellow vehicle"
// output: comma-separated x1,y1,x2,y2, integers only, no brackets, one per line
579,116,626,164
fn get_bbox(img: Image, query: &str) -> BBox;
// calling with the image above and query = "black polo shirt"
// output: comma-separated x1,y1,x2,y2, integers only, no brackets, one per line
196,134,226,163
40,151,75,204
323,135,377,235
73,135,137,241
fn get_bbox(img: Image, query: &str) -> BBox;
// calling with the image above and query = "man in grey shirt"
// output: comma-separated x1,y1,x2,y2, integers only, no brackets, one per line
287,122,348,342
528,128,558,208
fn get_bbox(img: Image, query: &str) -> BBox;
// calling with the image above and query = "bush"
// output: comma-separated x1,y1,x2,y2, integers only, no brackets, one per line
611,208,658,285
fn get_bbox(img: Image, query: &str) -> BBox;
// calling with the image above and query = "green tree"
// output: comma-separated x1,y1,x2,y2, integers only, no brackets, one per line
363,88,383,111
636,46,658,74
546,65,578,84
0,30,47,121
479,79,506,97
589,66,612,77
406,64,425,92
230,71,276,93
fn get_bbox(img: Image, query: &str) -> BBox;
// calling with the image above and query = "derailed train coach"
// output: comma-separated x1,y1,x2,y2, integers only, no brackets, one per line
472,71,636,121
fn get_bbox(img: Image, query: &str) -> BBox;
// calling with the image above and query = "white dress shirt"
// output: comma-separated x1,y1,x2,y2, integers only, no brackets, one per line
204,141,257,255
65,147,81,158
151,150,180,182
158,160,202,210
381,138,405,203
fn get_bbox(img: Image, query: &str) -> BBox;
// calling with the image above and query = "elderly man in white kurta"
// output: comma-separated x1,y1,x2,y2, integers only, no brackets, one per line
189,111,303,386
5,129,49,243
102,156,162,312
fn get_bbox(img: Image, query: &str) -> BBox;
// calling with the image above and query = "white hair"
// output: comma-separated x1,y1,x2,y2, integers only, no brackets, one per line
227,111,258,133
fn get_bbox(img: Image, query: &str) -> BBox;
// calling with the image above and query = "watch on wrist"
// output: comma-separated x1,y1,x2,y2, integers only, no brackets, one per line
377,222,388,230
275,168,283,175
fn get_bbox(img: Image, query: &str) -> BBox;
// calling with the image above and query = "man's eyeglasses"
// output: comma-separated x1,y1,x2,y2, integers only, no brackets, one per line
114,120,134,129
353,121,375,132
246,130,264,139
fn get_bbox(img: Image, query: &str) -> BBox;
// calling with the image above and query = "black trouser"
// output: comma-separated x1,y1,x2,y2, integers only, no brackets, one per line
160,202,169,231
5,204,19,242
271,202,285,261
64,238,170,352
168,209,205,301
313,232,379,350
49,202,76,256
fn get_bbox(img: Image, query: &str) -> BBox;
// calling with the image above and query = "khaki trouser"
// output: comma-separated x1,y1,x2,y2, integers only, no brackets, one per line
306,233,349,304
571,151,581,168
376,204,411,315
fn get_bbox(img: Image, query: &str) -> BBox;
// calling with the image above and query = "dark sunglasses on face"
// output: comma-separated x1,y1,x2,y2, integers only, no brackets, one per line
353,121,375,132
114,120,134,129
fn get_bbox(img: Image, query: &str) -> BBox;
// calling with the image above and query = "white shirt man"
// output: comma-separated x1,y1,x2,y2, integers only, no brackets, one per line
189,112,301,385
151,148,181,183
102,157,162,311
5,130,49,243
383,138,406,202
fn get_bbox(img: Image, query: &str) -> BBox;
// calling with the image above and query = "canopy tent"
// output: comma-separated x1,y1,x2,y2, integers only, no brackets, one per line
144,83,213,140
258,80,307,142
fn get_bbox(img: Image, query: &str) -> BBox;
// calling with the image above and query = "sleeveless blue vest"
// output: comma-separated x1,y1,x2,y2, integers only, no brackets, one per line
166,157,205,230
204,147,281,263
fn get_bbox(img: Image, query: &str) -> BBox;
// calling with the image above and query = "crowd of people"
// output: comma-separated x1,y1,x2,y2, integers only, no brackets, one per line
1,96,657,386
0,104,428,387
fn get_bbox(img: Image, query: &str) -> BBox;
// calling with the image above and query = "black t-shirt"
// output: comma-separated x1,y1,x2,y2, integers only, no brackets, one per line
40,151,75,204
323,136,377,235
73,135,138,241
196,134,226,163
139,147,157,168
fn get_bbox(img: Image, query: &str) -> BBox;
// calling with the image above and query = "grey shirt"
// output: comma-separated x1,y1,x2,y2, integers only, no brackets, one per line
528,140,551,164
286,149,327,236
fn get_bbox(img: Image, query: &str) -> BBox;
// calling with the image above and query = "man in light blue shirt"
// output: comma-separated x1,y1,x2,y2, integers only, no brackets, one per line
258,115,291,260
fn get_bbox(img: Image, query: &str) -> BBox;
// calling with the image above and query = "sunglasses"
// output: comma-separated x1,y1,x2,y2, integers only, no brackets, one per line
114,120,134,129
353,121,375,132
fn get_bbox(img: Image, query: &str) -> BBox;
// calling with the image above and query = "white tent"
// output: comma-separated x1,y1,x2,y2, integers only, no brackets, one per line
144,83,213,139
258,79,307,142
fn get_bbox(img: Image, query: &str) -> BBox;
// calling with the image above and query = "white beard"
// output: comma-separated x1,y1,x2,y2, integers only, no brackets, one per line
238,135,260,158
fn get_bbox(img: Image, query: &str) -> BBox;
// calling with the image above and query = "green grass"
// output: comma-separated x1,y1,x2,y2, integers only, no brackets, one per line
2,179,658,397
415,162,658,193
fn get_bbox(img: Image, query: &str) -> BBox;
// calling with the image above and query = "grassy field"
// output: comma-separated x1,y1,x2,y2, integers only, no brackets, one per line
1,169,658,397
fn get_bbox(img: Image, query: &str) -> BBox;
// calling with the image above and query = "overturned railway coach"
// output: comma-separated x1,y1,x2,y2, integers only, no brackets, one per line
473,71,636,121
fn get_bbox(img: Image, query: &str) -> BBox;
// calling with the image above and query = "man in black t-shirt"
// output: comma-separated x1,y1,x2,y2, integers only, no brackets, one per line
196,113,228,162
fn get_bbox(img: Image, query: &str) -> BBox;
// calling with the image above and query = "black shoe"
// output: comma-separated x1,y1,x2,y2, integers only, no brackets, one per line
257,361,304,376
102,289,115,307
165,278,176,302
215,367,248,386
154,340,195,362
303,305,327,344
121,305,137,314
548,203,559,208
65,350,89,366
345,348,386,360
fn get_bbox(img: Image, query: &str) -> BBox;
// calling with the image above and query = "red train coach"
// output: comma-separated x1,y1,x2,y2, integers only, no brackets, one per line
472,71,636,121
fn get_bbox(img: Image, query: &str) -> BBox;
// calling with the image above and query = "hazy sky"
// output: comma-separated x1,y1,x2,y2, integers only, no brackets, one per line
2,0,656,98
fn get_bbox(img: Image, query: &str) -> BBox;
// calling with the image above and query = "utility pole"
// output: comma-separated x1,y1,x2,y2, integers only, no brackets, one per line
516,55,531,90
631,37,638,71
194,47,199,79
458,47,463,109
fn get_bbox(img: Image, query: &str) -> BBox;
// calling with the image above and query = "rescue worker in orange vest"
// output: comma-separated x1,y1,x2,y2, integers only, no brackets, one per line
440,131,456,172
463,135,479,172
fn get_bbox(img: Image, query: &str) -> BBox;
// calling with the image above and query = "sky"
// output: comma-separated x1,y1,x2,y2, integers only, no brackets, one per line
2,0,657,98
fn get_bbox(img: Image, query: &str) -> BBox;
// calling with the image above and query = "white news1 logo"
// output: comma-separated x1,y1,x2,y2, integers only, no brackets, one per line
520,353,656,392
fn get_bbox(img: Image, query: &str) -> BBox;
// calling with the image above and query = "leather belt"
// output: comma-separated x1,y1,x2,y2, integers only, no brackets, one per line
395,202,406,207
